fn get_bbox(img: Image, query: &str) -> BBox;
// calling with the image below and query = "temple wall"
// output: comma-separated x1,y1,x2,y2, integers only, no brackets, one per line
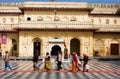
0,33,18,56
18,31,93,57
0,2,120,57
93,33,120,56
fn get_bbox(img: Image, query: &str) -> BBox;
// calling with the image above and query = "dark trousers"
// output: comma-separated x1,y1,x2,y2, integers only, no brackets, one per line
0,52,1,57
57,61,62,70
83,61,88,71
33,62,39,70
4,62,12,72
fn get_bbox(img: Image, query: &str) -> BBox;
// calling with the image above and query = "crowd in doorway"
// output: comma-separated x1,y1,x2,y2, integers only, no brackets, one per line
0,49,89,73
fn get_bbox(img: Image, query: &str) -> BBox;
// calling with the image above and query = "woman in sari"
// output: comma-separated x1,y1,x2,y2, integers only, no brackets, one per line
44,52,51,71
71,51,80,72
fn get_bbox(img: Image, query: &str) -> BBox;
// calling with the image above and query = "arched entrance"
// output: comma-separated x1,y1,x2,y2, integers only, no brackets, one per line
70,38,80,56
33,38,41,56
110,43,119,55
51,45,61,56
12,39,17,56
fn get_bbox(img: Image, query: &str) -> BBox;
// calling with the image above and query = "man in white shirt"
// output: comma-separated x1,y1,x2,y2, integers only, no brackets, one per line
57,51,62,70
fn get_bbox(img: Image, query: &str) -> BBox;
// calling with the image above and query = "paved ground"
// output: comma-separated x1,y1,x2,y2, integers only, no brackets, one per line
0,58,120,79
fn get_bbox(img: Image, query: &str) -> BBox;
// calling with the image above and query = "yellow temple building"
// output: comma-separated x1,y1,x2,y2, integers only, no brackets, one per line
0,1,120,58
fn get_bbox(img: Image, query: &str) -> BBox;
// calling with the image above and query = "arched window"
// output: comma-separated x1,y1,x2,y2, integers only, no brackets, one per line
27,17,31,21
99,19,101,24
106,19,109,24
33,38,41,56
12,39,17,51
3,18,6,23
95,40,104,53
91,19,94,23
70,38,80,56
70,16,76,21
54,16,59,21
37,16,43,21
62,16,68,21
11,18,14,23
114,19,117,24
46,16,52,21
19,17,21,22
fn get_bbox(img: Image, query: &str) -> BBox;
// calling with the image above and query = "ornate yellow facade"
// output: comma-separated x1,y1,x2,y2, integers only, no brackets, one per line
0,2,120,57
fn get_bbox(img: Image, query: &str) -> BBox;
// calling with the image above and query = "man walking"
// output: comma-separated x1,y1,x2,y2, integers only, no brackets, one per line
83,53,89,72
4,51,12,72
33,50,39,71
57,51,62,70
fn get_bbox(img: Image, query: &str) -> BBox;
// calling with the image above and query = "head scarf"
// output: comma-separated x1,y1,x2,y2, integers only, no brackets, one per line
72,52,78,64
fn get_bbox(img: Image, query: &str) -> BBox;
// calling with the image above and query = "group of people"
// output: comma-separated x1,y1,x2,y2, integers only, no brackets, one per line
1,50,89,72
32,50,63,71
69,51,89,72
33,50,89,72
44,51,62,71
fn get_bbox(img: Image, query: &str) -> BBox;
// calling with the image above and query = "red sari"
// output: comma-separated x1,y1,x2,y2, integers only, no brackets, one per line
71,52,79,72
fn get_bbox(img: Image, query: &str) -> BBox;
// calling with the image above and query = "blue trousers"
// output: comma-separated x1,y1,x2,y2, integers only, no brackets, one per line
4,62,12,72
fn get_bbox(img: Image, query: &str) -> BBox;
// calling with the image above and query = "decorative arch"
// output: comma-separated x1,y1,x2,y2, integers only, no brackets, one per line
32,37,41,42
70,16,76,21
51,45,61,56
91,19,94,23
11,18,14,23
111,40,119,44
32,37,41,56
54,16,60,21
95,39,104,52
106,19,109,24
110,40,119,55
99,19,101,24
3,18,6,23
70,38,80,56
62,16,69,21
12,39,18,56
37,16,43,21
45,16,52,21
114,19,117,24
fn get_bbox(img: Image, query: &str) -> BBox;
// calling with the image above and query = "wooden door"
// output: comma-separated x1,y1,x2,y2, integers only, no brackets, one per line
110,44,119,55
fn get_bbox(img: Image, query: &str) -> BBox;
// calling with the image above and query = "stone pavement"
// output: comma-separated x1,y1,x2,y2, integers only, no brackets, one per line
0,59,120,79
